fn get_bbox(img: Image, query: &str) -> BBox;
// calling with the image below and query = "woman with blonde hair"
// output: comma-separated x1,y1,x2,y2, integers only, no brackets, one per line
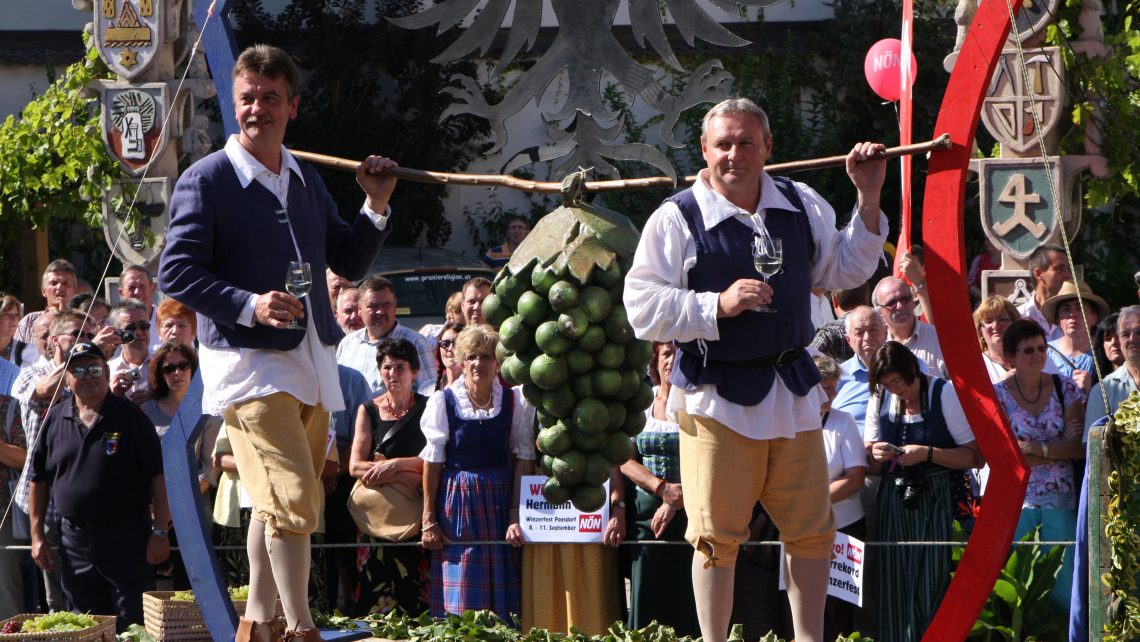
419,324,534,621
972,295,1021,382
420,291,466,344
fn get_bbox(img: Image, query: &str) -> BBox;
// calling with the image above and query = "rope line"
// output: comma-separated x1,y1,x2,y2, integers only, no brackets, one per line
0,539,1077,551
1000,0,1110,416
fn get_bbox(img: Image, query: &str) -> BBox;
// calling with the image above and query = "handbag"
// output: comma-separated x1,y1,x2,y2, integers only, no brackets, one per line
347,477,422,541
346,400,424,541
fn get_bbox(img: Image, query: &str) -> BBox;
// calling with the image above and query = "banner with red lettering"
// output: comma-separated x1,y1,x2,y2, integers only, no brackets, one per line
779,532,865,606
518,476,610,543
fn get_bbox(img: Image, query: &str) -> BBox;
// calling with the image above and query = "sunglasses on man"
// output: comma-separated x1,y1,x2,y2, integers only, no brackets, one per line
61,330,97,340
69,365,105,379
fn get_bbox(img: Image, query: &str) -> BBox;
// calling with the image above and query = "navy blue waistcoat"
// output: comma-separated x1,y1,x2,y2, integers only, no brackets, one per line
879,377,956,474
443,386,514,469
669,177,820,406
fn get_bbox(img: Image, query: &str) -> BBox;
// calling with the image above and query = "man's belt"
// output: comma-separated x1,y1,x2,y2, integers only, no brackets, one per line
678,345,808,368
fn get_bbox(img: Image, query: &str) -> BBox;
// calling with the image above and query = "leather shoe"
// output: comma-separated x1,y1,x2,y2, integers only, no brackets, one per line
280,629,324,642
235,617,285,642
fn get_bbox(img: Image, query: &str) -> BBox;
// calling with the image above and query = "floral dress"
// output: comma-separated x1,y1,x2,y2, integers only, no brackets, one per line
994,375,1085,509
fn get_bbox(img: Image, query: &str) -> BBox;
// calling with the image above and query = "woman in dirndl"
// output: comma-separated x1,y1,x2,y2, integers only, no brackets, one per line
618,341,698,637
865,341,982,642
419,324,534,622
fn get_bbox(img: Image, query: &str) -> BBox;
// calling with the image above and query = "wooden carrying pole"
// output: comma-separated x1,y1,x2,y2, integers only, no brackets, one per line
291,133,952,194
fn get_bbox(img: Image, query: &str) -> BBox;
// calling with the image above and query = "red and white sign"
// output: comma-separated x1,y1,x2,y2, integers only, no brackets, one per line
779,532,865,606
518,476,609,543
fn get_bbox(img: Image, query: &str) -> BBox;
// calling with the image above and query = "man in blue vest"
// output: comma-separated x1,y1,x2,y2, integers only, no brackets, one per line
625,98,887,642
159,44,399,642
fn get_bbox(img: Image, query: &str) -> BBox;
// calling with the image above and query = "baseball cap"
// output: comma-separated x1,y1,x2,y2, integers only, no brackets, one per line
69,341,106,361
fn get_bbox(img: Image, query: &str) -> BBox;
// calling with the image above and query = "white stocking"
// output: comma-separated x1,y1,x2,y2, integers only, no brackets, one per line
691,550,736,642
267,531,317,631
785,555,829,642
245,518,279,622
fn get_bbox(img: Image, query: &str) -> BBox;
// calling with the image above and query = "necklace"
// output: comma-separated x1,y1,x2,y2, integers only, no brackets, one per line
382,394,411,419
1012,374,1043,404
467,386,493,411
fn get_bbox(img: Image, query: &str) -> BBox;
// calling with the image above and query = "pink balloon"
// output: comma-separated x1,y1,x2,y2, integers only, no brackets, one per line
863,38,918,102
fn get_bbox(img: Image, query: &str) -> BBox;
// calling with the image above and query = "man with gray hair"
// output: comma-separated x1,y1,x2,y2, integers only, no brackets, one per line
873,276,947,376
118,265,165,353
625,97,888,642
1071,305,1140,641
1085,305,1140,429
832,306,891,427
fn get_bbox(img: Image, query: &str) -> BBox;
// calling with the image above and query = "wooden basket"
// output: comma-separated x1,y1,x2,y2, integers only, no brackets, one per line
0,614,116,641
143,591,283,641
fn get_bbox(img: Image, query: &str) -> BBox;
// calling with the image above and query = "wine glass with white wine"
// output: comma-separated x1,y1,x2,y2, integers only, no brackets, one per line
284,260,312,330
751,236,782,313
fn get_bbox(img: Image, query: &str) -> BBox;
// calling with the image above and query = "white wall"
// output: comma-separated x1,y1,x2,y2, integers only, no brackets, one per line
0,65,56,119
0,0,89,30
0,0,90,118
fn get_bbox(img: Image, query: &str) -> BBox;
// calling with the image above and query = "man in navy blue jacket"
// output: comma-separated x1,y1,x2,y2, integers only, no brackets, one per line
158,44,399,642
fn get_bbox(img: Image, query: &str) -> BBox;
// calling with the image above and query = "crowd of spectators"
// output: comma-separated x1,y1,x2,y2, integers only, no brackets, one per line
0,237,1137,641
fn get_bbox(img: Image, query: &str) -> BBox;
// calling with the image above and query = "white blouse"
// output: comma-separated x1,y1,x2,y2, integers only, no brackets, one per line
418,376,536,464
822,408,866,528
864,375,976,446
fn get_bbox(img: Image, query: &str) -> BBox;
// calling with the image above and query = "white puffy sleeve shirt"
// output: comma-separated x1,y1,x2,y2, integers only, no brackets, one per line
418,376,536,463
864,375,976,446
624,170,888,440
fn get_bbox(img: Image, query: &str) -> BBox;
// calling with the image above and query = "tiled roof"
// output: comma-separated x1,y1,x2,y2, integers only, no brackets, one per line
0,31,85,66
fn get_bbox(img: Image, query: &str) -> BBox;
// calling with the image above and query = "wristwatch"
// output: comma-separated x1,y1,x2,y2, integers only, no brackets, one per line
612,500,626,510
151,527,169,538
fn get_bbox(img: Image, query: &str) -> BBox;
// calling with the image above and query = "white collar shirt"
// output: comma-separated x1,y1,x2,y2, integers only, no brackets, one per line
889,319,947,378
335,324,439,398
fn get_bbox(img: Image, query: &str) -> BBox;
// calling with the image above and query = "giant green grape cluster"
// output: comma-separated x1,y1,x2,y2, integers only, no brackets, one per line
481,200,652,513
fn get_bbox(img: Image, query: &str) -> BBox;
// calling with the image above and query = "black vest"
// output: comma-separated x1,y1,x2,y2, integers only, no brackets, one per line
669,177,820,406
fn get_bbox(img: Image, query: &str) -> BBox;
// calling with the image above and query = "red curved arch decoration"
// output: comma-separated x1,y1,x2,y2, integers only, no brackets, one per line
921,0,1031,639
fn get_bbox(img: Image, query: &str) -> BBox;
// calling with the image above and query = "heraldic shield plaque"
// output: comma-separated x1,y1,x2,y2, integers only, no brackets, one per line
979,157,1080,261
981,47,1064,154
1007,0,1061,45
95,0,164,80
101,83,170,176
102,177,171,268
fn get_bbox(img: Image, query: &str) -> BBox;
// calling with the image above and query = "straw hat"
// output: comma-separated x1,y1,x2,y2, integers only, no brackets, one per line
1041,280,1110,325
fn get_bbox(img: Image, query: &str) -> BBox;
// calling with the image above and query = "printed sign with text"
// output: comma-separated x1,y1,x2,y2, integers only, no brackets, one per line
779,532,865,606
519,476,609,543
